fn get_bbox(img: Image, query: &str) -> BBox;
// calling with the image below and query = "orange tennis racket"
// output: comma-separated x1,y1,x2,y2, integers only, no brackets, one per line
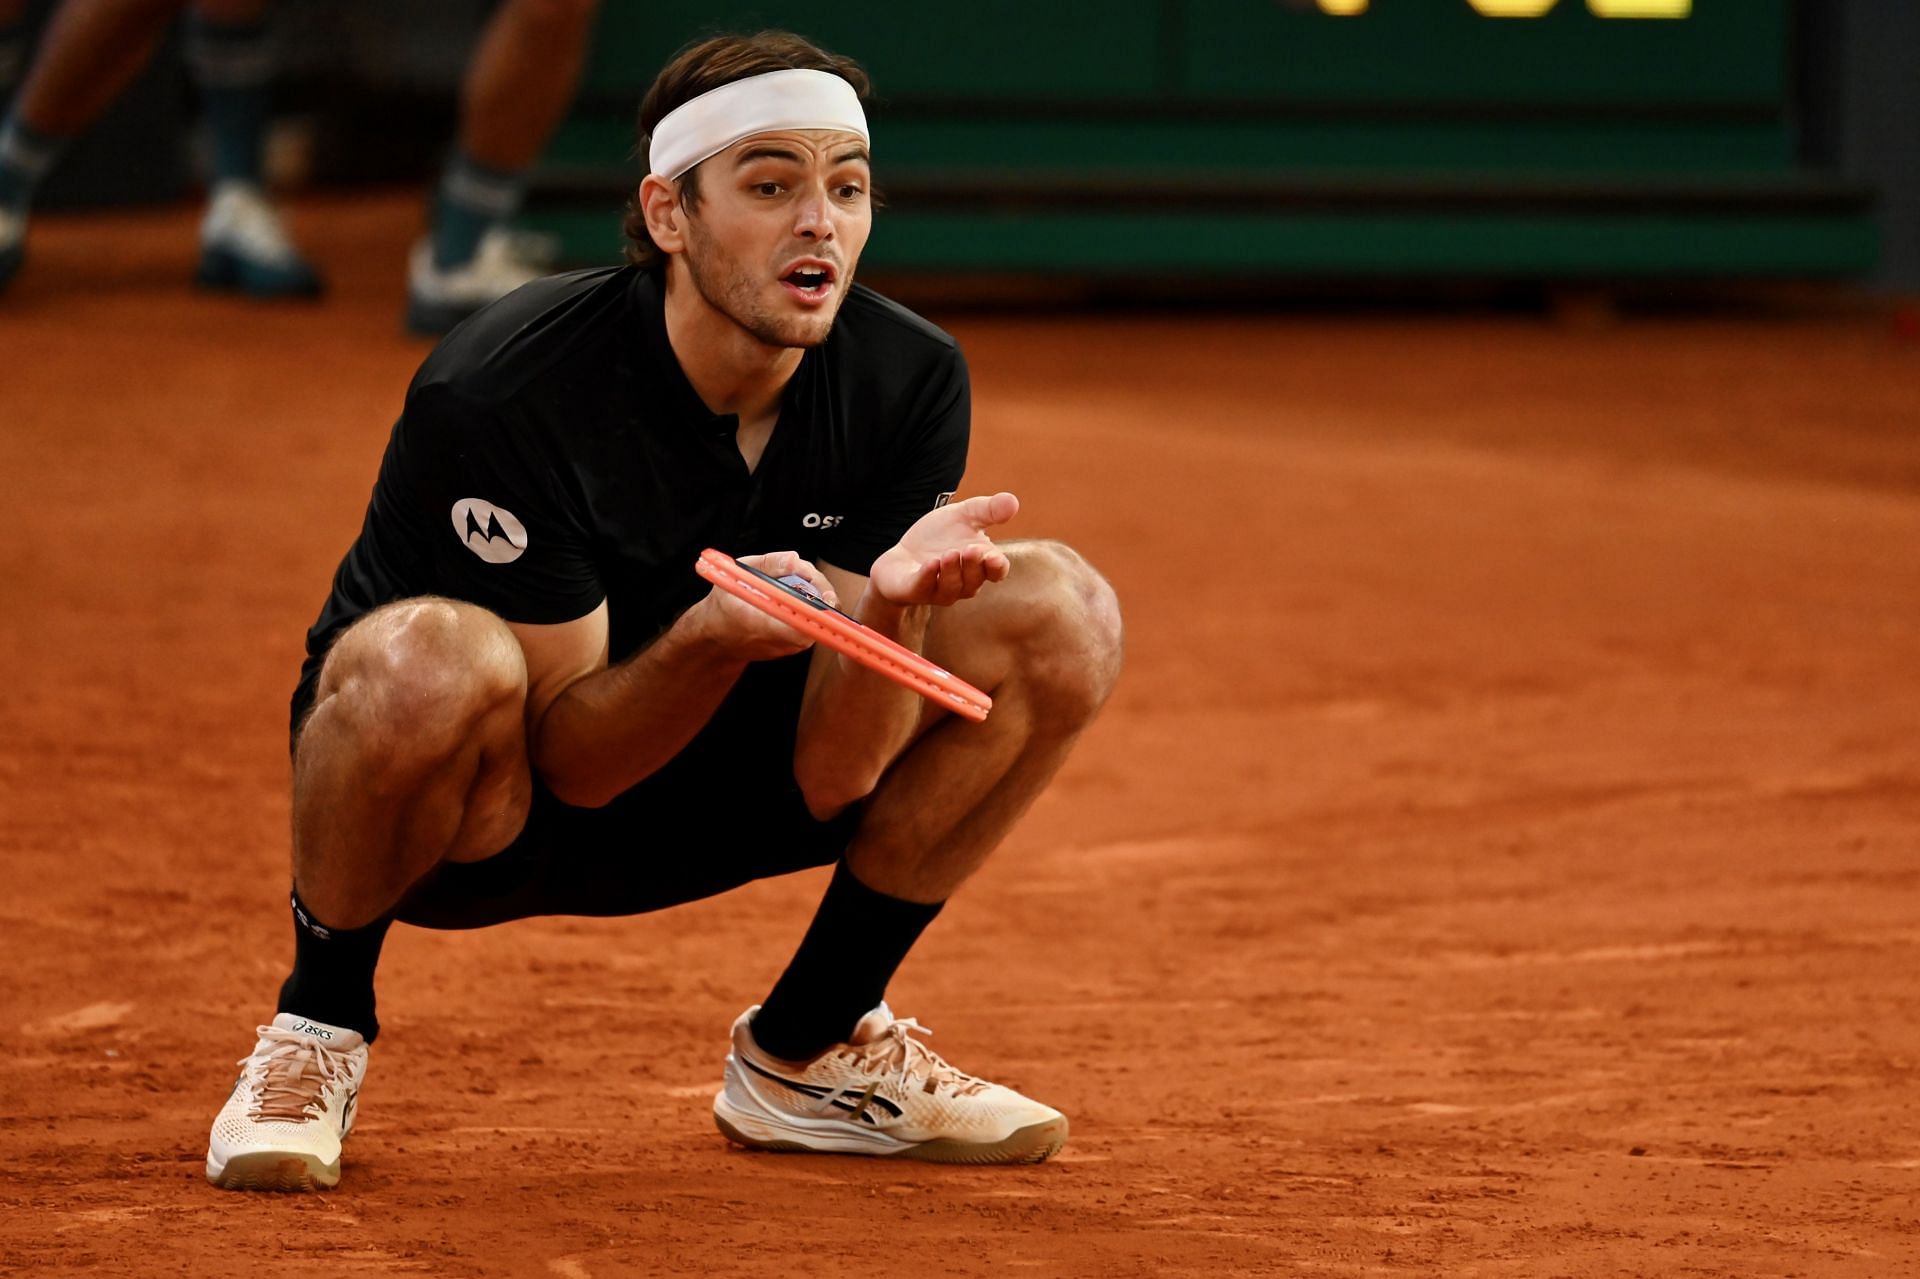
694,548,992,722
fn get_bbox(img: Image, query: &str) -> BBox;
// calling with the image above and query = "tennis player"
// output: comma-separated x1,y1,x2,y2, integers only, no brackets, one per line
204,29,1124,1190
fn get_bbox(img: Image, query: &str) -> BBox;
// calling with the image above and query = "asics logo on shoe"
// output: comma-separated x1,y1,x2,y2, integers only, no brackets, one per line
288,1020,334,1040
450,498,528,564
741,1058,903,1123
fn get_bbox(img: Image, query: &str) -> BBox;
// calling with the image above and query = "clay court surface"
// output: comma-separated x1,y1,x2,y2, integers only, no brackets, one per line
2,193,1917,1277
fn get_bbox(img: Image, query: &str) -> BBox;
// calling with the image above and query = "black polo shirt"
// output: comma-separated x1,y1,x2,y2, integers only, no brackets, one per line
300,267,970,681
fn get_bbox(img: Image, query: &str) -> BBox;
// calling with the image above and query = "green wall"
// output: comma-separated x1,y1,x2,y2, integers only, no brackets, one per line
523,2,1876,280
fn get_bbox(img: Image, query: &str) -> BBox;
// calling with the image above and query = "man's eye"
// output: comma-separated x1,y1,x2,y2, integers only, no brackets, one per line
836,184,865,199
753,182,782,196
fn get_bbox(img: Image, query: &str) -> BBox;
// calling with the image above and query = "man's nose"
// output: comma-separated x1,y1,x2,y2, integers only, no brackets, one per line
793,189,834,241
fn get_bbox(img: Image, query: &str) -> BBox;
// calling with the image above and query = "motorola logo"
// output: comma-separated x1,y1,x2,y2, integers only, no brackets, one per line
450,498,528,564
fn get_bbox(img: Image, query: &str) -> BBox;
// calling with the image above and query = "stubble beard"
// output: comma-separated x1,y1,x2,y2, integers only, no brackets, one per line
684,224,839,350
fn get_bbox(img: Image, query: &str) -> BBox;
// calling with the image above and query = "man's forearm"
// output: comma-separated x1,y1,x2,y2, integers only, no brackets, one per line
531,610,748,808
793,591,934,814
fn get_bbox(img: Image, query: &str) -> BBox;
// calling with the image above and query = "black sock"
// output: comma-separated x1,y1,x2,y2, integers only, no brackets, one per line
275,886,393,1042
750,861,944,1062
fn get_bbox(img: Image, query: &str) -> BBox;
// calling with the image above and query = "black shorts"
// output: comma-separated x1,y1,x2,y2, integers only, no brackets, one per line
290,651,859,931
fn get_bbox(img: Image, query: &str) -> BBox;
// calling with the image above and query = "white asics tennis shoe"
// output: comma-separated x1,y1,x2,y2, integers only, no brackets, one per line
713,1003,1068,1164
405,227,548,335
206,1013,368,1191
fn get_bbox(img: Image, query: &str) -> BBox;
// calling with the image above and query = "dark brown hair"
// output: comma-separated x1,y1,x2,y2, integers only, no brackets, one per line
622,31,873,269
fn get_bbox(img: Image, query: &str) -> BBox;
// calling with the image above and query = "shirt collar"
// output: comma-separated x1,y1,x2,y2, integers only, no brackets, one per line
629,268,738,432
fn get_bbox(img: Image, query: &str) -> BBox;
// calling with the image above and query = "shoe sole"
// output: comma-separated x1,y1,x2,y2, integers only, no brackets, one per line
206,1149,339,1192
714,1102,1068,1166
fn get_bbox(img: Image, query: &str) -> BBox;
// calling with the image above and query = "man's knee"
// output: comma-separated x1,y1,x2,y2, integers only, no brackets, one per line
1002,541,1124,720
316,598,528,762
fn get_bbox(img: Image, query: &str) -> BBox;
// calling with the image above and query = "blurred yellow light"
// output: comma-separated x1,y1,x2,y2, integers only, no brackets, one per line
1313,0,1692,16
1465,0,1560,15
1588,0,1691,14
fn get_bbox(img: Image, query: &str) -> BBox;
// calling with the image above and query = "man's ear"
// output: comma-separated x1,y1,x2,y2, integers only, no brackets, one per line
639,174,688,255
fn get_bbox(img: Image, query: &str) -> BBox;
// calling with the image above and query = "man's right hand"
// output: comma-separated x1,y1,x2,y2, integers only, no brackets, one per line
688,550,837,661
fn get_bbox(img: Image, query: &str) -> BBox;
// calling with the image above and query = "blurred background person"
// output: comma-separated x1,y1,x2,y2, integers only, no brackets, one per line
401,0,598,334
0,0,598,332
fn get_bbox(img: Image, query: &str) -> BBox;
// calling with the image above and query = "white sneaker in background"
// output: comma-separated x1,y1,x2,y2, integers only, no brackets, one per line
494,225,562,272
406,226,549,336
195,180,324,299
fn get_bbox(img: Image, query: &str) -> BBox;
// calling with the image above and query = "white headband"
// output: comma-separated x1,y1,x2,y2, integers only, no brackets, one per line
647,68,869,182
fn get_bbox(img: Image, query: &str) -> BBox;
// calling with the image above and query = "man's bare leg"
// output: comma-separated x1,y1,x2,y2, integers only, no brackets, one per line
750,540,1125,1058
208,597,533,1191
5,0,180,138
0,0,181,292
409,0,597,332
279,598,533,1030
719,541,1121,1163
456,0,598,177
291,597,533,924
846,540,1126,903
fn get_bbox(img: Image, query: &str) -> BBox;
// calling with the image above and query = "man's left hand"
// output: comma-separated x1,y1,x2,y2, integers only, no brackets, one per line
868,492,1019,608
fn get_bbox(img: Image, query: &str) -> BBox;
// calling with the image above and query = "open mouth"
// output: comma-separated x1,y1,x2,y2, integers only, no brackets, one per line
781,261,836,300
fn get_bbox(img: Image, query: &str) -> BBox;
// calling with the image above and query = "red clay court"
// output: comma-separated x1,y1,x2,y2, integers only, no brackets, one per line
2,193,1917,1276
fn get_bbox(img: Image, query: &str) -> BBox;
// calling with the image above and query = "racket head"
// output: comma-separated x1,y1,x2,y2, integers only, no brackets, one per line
694,549,992,722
